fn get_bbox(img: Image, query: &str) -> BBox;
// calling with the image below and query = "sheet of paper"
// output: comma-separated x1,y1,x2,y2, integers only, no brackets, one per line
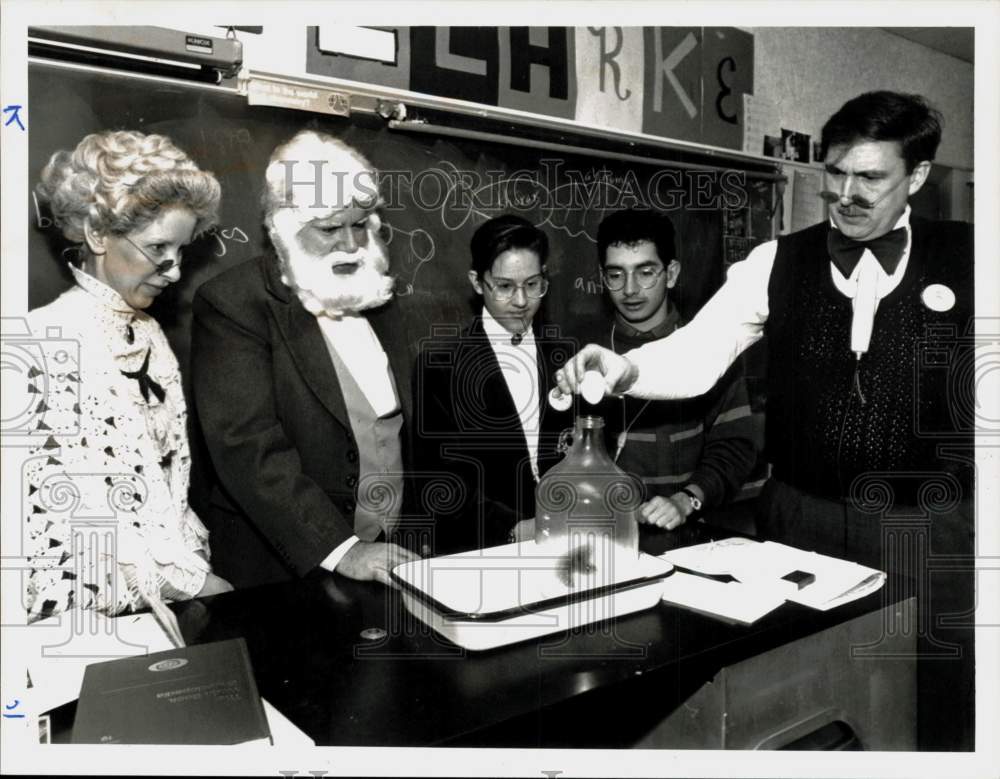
659,538,885,612
730,541,884,609
659,571,786,625
659,536,760,576
261,698,315,747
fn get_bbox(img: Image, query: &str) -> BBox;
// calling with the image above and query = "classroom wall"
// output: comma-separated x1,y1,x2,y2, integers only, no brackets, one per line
746,27,973,171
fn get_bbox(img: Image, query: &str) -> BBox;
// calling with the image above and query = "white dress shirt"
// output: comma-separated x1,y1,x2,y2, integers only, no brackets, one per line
316,313,399,417
627,208,913,400
315,312,399,572
481,308,542,481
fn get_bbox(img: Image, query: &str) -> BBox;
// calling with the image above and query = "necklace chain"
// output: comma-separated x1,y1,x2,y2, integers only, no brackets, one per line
610,322,652,462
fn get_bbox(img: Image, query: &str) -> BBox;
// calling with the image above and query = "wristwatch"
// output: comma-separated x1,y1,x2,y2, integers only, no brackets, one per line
680,487,703,514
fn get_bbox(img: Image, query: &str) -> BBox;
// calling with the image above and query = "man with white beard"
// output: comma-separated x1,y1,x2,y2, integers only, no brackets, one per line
191,130,420,588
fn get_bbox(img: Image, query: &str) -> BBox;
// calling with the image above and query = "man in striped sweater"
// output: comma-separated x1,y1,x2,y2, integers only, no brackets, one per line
592,209,760,532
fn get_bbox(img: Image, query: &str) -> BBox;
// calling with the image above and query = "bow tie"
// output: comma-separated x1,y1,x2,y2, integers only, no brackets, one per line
827,227,907,278
510,332,524,346
121,347,166,404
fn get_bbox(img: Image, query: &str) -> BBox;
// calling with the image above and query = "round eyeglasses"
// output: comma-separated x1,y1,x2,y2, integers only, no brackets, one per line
482,275,549,301
121,234,183,275
601,266,664,291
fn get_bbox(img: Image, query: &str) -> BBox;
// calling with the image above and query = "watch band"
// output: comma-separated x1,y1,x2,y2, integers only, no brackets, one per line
680,487,703,513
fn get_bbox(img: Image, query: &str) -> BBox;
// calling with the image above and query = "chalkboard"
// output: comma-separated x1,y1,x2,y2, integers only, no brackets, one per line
28,61,774,376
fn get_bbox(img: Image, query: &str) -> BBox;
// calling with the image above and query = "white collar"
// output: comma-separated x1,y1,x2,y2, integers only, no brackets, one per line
69,263,137,315
481,307,534,346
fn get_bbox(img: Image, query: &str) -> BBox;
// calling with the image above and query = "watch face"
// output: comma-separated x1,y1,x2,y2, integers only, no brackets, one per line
682,489,702,511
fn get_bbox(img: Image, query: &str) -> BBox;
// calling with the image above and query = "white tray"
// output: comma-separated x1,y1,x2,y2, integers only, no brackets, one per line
391,541,674,651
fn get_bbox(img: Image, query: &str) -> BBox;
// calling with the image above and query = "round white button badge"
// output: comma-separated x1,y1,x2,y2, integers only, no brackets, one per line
921,284,956,312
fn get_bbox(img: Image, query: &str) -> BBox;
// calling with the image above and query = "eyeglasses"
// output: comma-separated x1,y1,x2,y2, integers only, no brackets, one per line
121,234,183,275
601,266,664,291
482,274,549,301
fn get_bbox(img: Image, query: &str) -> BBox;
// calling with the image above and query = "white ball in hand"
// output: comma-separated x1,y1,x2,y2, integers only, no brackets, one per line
580,370,606,405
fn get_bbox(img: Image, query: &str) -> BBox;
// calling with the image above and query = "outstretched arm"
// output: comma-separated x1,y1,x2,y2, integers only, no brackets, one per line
556,243,775,401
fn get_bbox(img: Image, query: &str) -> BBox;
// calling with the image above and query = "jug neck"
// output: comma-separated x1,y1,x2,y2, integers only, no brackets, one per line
573,415,608,455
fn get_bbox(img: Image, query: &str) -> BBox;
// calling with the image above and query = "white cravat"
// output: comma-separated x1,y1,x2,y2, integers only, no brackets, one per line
315,313,398,417
625,207,916,401
481,309,541,481
828,207,912,359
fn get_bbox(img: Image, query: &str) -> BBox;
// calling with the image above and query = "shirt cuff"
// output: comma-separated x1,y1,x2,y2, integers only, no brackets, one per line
320,535,362,573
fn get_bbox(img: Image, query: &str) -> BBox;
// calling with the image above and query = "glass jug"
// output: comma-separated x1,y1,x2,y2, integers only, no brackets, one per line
535,415,641,583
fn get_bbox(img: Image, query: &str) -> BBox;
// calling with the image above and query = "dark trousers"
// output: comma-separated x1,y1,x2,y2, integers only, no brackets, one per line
757,478,975,751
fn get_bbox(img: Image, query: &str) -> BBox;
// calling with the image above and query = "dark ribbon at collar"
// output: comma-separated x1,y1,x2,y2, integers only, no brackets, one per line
120,347,166,404
827,226,907,278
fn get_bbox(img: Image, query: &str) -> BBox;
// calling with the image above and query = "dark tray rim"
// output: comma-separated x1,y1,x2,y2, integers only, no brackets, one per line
390,553,675,622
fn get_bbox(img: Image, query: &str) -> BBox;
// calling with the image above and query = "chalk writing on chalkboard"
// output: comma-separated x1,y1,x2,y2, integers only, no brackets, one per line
379,159,747,245
574,277,605,295
27,58,777,379
382,220,436,296
205,226,250,258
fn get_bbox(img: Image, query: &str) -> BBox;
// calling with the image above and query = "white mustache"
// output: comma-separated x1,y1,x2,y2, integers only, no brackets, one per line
279,237,393,317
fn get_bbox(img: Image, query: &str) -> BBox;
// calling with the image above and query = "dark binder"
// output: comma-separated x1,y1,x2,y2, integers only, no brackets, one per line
72,637,270,745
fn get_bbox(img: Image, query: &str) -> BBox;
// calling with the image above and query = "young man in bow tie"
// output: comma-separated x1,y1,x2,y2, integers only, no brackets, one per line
555,91,974,750
415,215,572,552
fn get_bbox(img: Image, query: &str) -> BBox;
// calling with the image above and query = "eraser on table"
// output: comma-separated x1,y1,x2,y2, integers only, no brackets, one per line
780,570,815,590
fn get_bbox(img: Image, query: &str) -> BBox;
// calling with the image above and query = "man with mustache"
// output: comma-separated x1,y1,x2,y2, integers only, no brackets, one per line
555,92,974,750
191,130,419,588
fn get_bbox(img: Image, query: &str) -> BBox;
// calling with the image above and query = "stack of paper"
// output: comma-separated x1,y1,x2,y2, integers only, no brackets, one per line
658,537,886,624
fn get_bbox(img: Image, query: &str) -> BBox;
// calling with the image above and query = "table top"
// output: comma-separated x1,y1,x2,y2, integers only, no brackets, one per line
167,522,913,747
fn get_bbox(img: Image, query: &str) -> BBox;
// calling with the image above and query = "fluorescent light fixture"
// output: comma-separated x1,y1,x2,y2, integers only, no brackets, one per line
27,27,243,78
317,27,397,65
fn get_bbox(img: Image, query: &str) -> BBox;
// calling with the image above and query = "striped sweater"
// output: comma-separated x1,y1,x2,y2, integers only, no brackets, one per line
596,310,761,509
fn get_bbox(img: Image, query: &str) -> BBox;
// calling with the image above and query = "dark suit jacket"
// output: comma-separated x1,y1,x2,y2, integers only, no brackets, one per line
190,252,414,588
414,317,575,552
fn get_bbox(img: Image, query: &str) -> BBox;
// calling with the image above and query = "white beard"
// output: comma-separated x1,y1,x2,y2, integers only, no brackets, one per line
273,229,395,318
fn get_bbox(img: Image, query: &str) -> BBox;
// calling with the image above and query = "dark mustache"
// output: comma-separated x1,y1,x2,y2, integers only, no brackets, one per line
819,190,879,209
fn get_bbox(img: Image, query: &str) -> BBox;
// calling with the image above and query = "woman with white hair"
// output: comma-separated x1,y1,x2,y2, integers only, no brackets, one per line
24,130,232,624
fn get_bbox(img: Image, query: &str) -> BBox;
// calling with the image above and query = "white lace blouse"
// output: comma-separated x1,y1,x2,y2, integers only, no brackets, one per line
23,265,211,621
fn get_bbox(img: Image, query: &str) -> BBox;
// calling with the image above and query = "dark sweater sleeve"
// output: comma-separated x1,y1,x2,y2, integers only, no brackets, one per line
688,362,761,508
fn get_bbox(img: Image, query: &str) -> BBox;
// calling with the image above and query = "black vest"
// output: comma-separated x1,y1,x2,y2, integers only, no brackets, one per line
764,217,974,502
